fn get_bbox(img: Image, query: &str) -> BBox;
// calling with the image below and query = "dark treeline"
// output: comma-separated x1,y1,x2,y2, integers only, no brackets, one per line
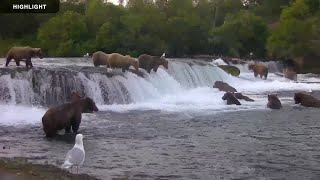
0,0,319,62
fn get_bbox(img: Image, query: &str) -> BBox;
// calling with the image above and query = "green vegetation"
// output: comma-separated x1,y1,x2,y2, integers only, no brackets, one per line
218,65,241,76
0,0,319,65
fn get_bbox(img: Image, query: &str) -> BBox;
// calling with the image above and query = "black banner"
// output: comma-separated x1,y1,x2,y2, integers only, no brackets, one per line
0,0,59,13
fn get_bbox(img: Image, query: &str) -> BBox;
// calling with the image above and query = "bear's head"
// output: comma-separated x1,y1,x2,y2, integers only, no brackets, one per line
213,81,223,88
83,97,99,113
268,94,280,103
162,59,169,69
268,94,278,101
71,91,82,102
248,64,255,71
222,92,233,100
131,58,139,71
33,48,43,59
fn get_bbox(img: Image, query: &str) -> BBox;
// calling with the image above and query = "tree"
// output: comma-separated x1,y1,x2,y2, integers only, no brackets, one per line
266,0,320,58
252,0,290,23
37,11,87,56
209,10,268,58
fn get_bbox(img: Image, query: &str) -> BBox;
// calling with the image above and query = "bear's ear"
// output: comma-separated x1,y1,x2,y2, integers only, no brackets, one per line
35,48,42,53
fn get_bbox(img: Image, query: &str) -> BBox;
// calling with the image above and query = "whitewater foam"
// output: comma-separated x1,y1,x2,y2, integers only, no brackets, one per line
1,58,320,125
0,105,46,126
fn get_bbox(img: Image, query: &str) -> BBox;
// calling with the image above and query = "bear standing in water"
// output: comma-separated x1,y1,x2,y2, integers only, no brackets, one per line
294,92,320,108
267,94,282,109
222,92,241,105
42,95,99,137
5,46,43,67
248,63,268,79
138,53,168,73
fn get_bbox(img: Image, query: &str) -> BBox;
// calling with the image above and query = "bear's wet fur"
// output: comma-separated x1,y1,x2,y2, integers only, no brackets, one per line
248,63,268,79
6,46,43,67
294,92,320,108
213,81,237,92
138,54,168,73
267,94,282,109
42,95,99,138
222,92,241,105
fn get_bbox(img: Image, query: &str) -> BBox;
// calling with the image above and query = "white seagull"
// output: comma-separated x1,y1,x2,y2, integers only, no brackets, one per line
83,53,89,57
61,134,85,174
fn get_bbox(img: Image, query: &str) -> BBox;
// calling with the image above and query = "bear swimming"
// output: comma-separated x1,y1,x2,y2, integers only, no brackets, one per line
5,46,43,67
108,53,139,72
222,92,241,105
294,92,320,108
42,96,99,138
213,81,237,92
248,63,268,79
234,93,254,102
138,53,168,73
91,51,110,67
267,94,282,109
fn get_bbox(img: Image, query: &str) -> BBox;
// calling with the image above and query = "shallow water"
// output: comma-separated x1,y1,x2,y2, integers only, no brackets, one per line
1,58,320,179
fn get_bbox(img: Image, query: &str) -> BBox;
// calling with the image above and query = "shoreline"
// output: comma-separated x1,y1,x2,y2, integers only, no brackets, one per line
0,157,100,180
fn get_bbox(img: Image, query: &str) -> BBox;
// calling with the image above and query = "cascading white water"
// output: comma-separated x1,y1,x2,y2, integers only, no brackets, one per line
0,60,230,106
0,57,320,125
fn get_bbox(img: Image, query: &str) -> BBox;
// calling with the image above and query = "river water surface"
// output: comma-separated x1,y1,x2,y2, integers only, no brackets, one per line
0,58,320,179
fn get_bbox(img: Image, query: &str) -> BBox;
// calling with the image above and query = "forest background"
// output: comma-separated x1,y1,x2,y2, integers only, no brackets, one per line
0,0,319,72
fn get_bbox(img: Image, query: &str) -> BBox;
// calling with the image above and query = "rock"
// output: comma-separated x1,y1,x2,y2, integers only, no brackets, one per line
218,65,240,77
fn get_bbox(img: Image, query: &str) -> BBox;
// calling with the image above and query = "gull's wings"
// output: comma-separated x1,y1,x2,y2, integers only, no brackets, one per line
61,146,85,169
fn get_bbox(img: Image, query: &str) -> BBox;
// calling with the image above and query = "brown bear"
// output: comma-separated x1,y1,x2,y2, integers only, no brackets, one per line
69,91,96,113
267,94,282,109
234,93,254,102
91,51,110,67
138,53,168,73
222,92,241,105
5,46,43,67
283,67,297,81
70,91,82,102
213,81,237,92
42,96,99,137
108,53,139,72
294,92,320,108
248,63,268,79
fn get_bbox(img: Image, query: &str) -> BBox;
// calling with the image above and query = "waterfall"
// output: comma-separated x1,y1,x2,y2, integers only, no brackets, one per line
266,61,283,73
0,59,230,107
